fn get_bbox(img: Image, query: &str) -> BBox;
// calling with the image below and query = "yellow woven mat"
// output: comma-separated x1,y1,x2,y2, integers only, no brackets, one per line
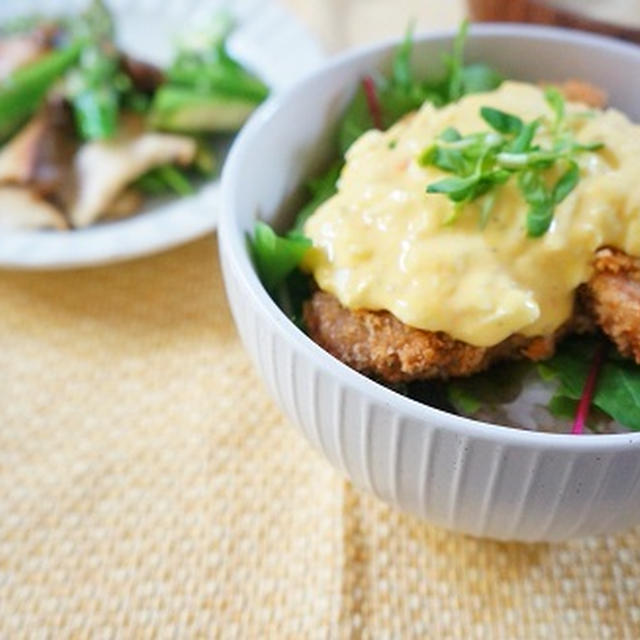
1,237,639,638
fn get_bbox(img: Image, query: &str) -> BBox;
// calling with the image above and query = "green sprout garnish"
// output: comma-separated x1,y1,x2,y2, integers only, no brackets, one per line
421,88,604,236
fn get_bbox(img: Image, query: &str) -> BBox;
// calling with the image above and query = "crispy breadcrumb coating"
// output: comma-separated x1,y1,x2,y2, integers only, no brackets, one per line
303,291,579,383
583,248,640,364
555,79,608,109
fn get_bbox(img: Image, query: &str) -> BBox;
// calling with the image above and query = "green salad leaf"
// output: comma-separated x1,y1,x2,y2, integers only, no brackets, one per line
446,335,640,432
250,222,311,293
291,161,343,234
447,361,536,415
539,336,640,431
338,21,502,155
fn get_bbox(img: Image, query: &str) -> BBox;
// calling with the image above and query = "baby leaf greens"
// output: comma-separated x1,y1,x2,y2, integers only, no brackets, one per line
251,223,311,293
539,336,640,432
290,162,342,235
422,89,604,236
448,335,640,433
338,20,503,154
445,20,502,102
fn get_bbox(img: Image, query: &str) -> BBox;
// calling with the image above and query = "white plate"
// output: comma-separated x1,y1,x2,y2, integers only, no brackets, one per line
0,0,324,269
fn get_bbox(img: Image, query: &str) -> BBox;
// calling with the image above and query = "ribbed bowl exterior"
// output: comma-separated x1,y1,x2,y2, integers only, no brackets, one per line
221,248,640,541
219,25,640,541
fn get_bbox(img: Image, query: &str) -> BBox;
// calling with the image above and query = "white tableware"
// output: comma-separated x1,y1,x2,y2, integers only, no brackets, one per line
219,24,640,542
0,0,324,268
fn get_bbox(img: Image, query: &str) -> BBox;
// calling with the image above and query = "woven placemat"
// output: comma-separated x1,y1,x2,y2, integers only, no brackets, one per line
1,237,639,638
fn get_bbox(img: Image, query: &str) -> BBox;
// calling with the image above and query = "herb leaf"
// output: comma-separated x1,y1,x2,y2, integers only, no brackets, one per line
392,21,415,90
509,119,540,153
422,100,602,234
544,86,565,133
526,202,554,237
480,106,523,134
553,160,579,204
291,162,342,234
426,174,480,201
541,335,640,431
460,63,503,94
440,126,462,142
251,222,311,292
446,19,469,101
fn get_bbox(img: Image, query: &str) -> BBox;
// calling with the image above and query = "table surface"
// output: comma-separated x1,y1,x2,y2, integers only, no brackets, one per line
2,1,640,637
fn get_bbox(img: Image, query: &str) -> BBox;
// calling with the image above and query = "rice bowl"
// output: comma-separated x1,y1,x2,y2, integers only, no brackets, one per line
219,24,640,541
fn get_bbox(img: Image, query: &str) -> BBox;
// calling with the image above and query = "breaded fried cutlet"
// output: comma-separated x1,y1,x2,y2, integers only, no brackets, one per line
303,290,583,383
583,248,640,363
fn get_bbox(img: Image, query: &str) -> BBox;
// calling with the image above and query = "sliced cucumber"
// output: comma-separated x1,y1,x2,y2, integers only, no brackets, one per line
150,86,259,133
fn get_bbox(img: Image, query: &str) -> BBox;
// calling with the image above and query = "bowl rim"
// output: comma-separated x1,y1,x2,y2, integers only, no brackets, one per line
220,22,640,450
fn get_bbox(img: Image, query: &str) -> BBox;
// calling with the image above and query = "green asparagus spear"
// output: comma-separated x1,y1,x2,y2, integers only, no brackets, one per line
150,85,259,132
0,40,82,142
66,0,120,140
135,165,195,196
150,11,268,133
166,63,268,102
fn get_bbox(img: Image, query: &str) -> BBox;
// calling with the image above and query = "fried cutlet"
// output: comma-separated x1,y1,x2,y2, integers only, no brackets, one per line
303,290,585,383
583,248,640,363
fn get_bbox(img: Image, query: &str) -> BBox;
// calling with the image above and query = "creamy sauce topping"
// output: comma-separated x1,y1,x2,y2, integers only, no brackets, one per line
303,81,640,347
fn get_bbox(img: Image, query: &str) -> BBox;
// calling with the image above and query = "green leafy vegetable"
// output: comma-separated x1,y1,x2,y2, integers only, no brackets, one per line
150,11,268,133
480,106,523,135
421,90,603,235
544,86,565,133
445,335,640,433
251,222,311,293
291,162,343,234
553,160,580,203
540,336,640,431
65,0,121,140
150,86,260,133
448,384,482,414
0,40,82,142
135,165,195,196
459,63,503,95
338,21,502,155
391,20,416,91
447,361,535,415
445,19,469,101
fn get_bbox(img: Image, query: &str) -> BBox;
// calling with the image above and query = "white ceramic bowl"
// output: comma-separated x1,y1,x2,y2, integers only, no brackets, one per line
219,24,640,542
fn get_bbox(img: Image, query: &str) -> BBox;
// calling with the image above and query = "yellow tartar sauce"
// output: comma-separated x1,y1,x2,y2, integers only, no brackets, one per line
303,81,640,347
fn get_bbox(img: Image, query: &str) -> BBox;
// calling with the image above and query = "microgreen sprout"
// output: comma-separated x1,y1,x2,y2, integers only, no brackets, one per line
421,89,604,236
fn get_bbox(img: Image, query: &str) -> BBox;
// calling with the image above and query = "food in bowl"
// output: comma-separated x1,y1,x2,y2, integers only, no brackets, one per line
0,0,267,231
250,23,640,435
220,25,640,540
